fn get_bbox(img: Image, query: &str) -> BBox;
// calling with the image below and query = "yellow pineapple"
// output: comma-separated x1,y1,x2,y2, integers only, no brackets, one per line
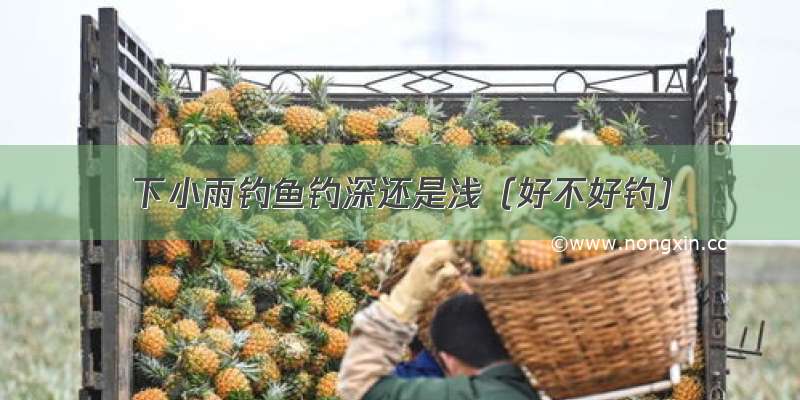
147,264,173,277
493,120,520,144
177,100,206,125
182,345,220,377
395,115,430,144
253,355,282,392
476,239,512,278
147,201,183,231
171,318,201,341
132,388,168,400
255,146,292,182
370,105,401,122
136,326,168,359
316,371,339,398
441,126,474,147
324,288,357,325
358,139,383,163
199,87,230,105
344,110,380,139
201,327,234,353
276,333,310,370
223,268,251,294
512,225,561,271
293,287,324,315
214,368,251,399
207,314,233,332
159,233,191,264
254,125,289,146
597,125,623,147
205,101,238,124
320,323,349,359
142,275,180,306
241,323,279,360
284,105,326,141
672,376,704,400
149,127,181,153
221,294,256,329
142,305,174,330
225,149,251,176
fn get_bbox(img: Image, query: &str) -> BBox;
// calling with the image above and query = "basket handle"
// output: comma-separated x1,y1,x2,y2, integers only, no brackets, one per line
670,165,698,237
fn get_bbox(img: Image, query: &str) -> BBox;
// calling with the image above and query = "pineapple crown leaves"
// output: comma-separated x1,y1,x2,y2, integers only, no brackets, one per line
181,114,216,149
155,65,183,116
306,74,333,110
228,391,257,400
460,94,500,129
278,296,311,327
249,270,299,308
259,382,291,400
134,353,173,385
230,330,252,353
174,291,209,327
514,119,554,154
609,104,651,146
211,58,243,90
573,95,605,131
296,320,328,349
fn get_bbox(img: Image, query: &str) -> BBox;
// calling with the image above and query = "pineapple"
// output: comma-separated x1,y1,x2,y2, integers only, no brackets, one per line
159,234,192,264
553,121,606,174
207,314,233,332
358,139,383,163
293,287,324,316
625,148,667,176
176,287,219,317
574,95,623,147
512,224,561,271
316,371,339,398
370,105,401,122
177,100,206,125
206,101,239,125
335,247,363,276
283,220,309,240
254,125,289,146
219,293,257,329
230,241,270,271
225,149,251,176
147,201,183,231
254,355,282,392
224,268,252,293
147,264,173,277
441,126,474,147
299,152,320,179
255,146,292,182
182,344,220,377
320,323,349,359
344,110,380,140
241,323,279,360
171,318,201,341
276,333,311,370
199,87,230,105
284,105,327,141
395,115,431,144
324,288,357,326
493,120,520,144
476,239,512,278
132,388,169,400
283,371,313,400
136,326,168,359
201,327,234,353
249,215,281,241
149,127,181,158
566,222,611,261
213,60,269,120
143,275,180,306
610,106,668,176
142,305,174,330
215,367,252,399
672,376,704,400
377,146,415,177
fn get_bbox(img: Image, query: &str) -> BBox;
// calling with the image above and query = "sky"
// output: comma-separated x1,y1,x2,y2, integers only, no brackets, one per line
0,0,797,145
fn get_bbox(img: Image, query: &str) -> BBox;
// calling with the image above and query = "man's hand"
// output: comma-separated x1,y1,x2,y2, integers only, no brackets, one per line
380,241,460,322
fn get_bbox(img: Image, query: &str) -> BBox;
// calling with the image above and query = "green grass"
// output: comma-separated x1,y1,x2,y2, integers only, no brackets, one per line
0,250,80,400
0,248,796,399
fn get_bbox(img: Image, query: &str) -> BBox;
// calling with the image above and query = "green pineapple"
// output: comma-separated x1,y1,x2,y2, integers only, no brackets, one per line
610,106,668,176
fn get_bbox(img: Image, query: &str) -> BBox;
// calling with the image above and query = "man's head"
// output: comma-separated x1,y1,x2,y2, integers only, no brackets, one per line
430,293,510,376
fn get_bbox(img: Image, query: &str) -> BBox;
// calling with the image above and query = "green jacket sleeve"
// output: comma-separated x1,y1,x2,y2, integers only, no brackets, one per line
364,375,475,400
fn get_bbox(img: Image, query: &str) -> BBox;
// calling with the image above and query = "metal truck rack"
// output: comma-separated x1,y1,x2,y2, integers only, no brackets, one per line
78,7,741,399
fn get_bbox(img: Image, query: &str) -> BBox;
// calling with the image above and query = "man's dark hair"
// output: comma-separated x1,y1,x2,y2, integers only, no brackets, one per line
430,293,510,369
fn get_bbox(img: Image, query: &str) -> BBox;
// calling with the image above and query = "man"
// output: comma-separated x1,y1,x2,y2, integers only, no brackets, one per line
339,241,540,400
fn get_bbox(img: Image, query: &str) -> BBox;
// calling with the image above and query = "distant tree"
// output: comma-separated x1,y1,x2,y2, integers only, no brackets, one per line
0,184,11,211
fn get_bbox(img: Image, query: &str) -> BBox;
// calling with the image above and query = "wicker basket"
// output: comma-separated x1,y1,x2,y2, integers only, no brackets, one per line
467,248,697,399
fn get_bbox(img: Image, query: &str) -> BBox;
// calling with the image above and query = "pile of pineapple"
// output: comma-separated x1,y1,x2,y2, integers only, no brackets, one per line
135,60,700,400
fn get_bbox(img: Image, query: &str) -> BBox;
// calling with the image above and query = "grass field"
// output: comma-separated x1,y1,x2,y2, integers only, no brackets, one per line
0,247,797,399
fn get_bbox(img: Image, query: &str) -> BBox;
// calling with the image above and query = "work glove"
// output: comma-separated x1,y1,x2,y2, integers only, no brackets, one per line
379,240,460,322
